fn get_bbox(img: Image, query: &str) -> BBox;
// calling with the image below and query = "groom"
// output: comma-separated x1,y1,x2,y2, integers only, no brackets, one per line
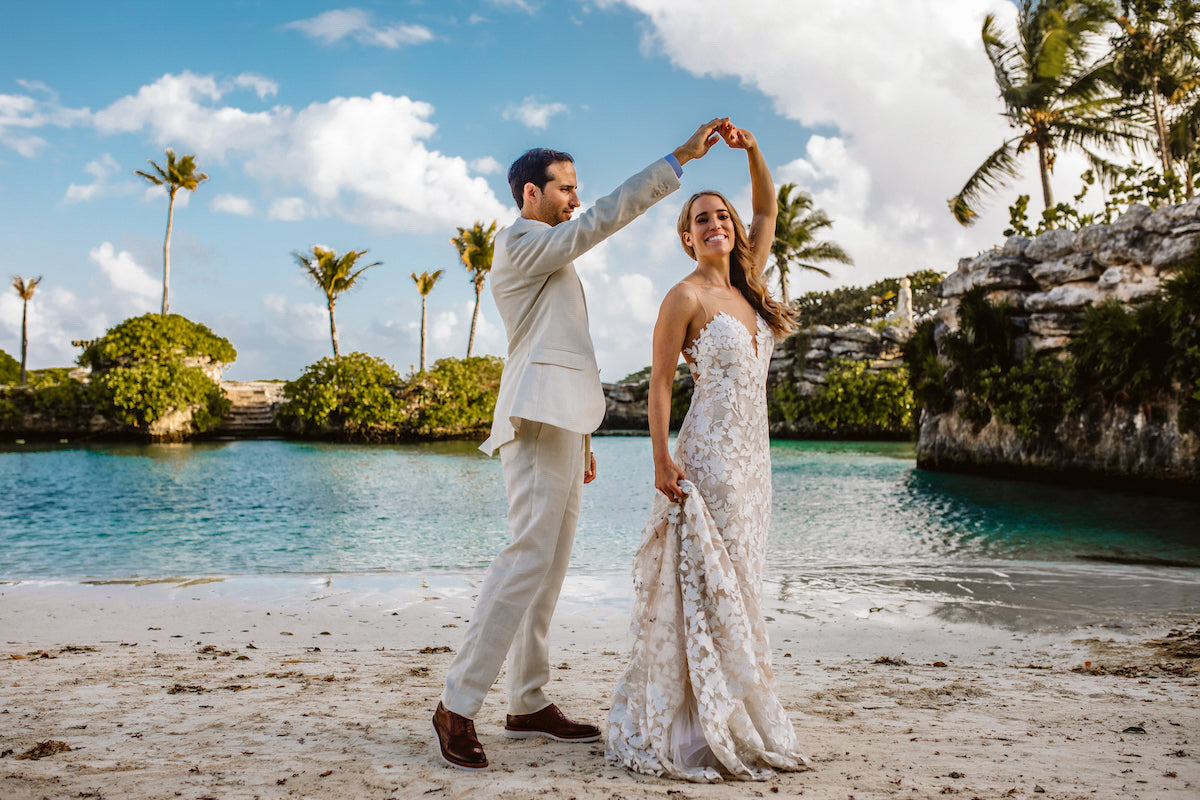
431,119,727,771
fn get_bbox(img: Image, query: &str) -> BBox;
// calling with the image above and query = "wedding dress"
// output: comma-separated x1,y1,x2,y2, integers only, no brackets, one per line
606,311,811,782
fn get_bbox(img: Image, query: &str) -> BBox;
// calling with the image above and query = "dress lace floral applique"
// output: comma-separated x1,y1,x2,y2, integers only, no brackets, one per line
606,312,811,782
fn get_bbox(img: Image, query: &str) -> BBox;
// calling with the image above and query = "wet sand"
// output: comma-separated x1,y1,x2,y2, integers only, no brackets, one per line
1,576,1197,799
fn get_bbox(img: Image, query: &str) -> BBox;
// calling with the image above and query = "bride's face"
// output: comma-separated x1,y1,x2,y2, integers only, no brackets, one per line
683,195,735,259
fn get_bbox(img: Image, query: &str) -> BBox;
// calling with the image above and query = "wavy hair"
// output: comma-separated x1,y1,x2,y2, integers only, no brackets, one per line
676,191,796,338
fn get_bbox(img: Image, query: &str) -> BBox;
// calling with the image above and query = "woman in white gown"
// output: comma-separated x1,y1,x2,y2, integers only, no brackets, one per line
606,122,811,782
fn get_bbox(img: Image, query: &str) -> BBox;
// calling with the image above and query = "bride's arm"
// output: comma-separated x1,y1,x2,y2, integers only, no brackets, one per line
723,124,776,276
648,284,698,503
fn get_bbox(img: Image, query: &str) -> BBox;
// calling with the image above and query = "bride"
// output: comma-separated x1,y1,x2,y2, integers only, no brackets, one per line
605,122,811,782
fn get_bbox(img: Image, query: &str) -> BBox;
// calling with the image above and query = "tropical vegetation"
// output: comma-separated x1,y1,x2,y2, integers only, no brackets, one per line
79,314,234,434
135,149,208,315
950,0,1186,225
769,183,853,304
411,269,444,372
275,352,503,441
10,274,41,384
451,220,498,357
791,269,944,328
293,246,381,359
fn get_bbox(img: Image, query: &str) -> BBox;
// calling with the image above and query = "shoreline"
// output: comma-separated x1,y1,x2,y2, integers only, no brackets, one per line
1,576,1197,799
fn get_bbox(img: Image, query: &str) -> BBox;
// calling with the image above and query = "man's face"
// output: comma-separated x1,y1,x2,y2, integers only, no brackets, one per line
525,161,580,226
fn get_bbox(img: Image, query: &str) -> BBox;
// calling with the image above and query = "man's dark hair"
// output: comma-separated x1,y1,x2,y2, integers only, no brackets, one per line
508,148,574,209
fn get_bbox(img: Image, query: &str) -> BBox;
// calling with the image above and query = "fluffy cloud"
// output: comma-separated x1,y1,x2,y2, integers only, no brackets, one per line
607,0,1026,288
89,242,159,300
88,73,507,232
284,8,434,48
503,97,569,130
91,71,280,160
64,154,125,203
210,193,255,216
0,84,87,157
267,197,309,221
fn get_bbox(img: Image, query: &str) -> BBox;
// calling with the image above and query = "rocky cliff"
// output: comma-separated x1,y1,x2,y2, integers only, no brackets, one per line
919,201,1199,495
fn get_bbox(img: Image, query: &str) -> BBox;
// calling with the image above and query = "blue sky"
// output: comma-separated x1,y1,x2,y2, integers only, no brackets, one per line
1,0,1027,381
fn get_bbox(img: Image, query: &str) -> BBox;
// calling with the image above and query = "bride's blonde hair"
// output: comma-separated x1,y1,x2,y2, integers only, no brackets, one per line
676,191,796,338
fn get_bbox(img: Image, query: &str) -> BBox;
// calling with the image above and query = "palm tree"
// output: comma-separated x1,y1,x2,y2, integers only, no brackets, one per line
1108,0,1200,176
135,149,209,315
949,0,1143,225
293,246,381,358
450,220,498,357
10,275,41,384
411,269,444,372
770,184,853,305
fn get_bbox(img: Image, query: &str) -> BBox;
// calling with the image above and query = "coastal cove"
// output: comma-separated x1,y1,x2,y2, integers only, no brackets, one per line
3,437,1199,799
3,437,1197,613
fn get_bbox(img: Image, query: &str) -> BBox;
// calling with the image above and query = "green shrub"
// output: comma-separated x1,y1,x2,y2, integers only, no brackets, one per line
397,355,504,437
774,359,913,436
276,352,407,439
277,353,508,441
29,376,90,419
76,313,236,370
0,349,18,384
977,358,1075,441
90,361,230,430
72,314,235,435
0,398,22,426
902,319,951,417
940,286,1016,383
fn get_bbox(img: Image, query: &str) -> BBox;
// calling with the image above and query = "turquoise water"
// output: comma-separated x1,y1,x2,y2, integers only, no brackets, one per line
1,437,1196,582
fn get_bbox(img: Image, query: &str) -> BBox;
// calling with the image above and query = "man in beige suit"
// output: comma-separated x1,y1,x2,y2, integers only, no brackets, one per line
432,119,728,771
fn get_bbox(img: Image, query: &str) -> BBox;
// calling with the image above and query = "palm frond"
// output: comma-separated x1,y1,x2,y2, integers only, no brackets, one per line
949,139,1022,225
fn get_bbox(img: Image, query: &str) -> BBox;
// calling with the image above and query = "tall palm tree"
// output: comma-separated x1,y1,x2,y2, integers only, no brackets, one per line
450,220,498,357
770,184,853,305
293,246,381,358
949,0,1143,225
10,275,41,384
1108,0,1200,176
135,149,208,315
411,269,444,372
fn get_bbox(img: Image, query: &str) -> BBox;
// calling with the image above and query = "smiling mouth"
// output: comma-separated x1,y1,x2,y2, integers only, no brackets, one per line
705,234,727,243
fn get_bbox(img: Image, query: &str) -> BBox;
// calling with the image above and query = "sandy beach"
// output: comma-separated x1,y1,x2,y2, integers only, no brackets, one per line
1,575,1197,800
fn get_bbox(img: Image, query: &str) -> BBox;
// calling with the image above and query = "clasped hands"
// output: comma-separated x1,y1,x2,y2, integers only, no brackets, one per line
673,117,758,166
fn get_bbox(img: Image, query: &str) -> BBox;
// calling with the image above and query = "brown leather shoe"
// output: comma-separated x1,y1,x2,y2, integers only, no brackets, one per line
504,703,601,742
432,702,488,770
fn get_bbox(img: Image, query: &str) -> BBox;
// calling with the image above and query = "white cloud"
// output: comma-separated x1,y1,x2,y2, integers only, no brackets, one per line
210,193,255,216
64,153,123,203
470,156,503,174
91,74,508,233
92,71,280,160
0,86,87,157
502,97,568,130
267,197,308,221
607,0,1027,288
231,74,279,100
89,242,160,299
285,8,434,48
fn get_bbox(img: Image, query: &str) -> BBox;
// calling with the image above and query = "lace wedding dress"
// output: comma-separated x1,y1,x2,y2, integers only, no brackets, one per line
606,311,811,782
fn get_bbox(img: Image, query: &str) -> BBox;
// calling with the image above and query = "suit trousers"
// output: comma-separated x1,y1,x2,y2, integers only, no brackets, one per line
441,420,585,719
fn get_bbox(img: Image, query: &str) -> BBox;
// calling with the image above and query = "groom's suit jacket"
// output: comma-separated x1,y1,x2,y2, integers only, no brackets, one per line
480,158,681,455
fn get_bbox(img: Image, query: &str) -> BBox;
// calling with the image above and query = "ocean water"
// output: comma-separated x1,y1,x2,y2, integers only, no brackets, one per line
1,438,1197,627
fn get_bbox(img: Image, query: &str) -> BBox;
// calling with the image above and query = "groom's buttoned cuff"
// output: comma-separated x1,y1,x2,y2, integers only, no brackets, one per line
665,153,682,177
